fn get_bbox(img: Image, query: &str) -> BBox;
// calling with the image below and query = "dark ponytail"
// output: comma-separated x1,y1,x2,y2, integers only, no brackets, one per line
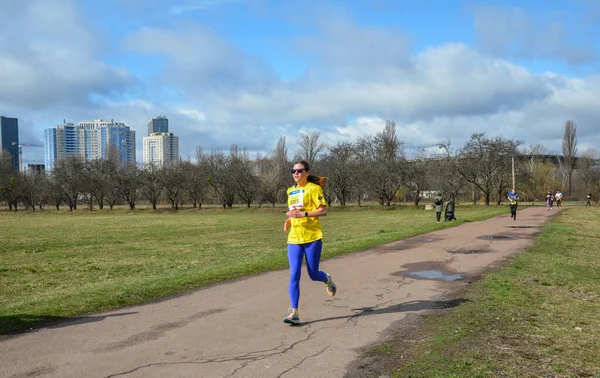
294,160,328,188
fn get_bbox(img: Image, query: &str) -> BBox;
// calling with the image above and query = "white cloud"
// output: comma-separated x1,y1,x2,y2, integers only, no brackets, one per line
121,25,276,92
116,17,599,162
333,117,387,140
178,109,207,121
202,43,549,125
0,0,131,109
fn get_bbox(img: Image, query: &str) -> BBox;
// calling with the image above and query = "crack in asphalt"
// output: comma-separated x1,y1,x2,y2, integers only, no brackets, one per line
274,346,330,378
104,304,379,378
104,326,325,377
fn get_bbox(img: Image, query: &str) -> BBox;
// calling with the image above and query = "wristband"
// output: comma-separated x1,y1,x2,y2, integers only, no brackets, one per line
305,212,309,217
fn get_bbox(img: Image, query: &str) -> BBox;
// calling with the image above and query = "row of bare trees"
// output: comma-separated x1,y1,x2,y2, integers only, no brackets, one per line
1,120,596,212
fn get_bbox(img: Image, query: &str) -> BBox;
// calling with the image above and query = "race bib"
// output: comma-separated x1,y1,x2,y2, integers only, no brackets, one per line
288,189,305,210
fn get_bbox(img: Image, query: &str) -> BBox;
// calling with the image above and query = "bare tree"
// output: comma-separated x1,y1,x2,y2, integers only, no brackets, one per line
256,155,281,208
52,157,85,211
405,148,430,206
80,161,98,210
321,141,355,206
46,175,64,210
161,162,187,210
295,130,326,167
0,152,21,211
202,149,237,208
576,148,600,201
182,160,209,209
518,144,551,202
273,136,289,195
433,141,467,200
231,145,260,208
355,120,406,206
561,120,578,198
457,133,521,205
116,163,141,210
96,151,120,209
20,171,45,211
140,164,164,209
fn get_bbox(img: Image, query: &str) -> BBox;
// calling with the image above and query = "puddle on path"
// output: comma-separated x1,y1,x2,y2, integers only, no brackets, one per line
391,261,466,282
447,249,489,254
399,270,465,281
409,237,441,243
477,235,516,240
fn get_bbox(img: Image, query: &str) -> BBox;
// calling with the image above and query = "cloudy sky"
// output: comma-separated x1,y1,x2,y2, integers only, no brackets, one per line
1,0,599,166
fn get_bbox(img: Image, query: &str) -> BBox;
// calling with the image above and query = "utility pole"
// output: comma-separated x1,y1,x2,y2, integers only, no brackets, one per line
512,156,515,188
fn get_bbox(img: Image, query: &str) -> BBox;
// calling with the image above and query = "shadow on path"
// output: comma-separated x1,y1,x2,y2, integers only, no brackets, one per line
301,298,469,326
1,312,138,337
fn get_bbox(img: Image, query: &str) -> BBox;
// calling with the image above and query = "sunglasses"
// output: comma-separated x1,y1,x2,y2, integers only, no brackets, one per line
291,168,306,174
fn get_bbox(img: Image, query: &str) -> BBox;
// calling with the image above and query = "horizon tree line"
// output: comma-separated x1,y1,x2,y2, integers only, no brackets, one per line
0,120,595,212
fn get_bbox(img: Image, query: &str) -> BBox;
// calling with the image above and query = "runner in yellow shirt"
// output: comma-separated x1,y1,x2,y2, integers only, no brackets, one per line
283,160,336,325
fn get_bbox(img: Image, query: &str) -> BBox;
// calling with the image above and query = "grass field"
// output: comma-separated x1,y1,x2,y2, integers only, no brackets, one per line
366,207,600,377
0,203,508,335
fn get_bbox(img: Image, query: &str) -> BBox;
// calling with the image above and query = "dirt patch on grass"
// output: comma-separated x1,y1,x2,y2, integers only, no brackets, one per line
344,257,515,378
344,293,469,378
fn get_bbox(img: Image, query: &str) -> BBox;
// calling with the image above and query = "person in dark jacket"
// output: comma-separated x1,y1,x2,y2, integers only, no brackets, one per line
444,196,457,221
433,192,443,223
546,191,553,211
586,193,592,207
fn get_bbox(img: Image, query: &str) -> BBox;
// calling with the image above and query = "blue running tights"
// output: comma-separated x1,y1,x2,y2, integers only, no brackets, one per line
287,240,328,308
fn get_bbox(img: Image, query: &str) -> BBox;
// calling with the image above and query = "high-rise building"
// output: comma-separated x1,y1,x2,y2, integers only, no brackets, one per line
148,116,168,136
143,132,179,168
45,119,136,171
27,164,45,175
0,116,19,171
44,121,78,171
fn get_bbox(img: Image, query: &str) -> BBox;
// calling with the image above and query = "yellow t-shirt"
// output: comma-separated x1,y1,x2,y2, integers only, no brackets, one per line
287,182,327,244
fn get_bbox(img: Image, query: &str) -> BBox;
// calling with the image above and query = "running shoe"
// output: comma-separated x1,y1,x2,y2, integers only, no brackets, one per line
325,273,337,297
283,308,300,325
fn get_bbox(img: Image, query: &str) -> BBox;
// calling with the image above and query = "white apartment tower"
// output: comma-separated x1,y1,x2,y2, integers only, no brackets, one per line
143,132,179,168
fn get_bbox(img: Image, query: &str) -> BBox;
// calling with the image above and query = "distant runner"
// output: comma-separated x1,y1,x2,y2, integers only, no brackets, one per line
546,191,553,211
555,190,563,208
508,187,519,220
